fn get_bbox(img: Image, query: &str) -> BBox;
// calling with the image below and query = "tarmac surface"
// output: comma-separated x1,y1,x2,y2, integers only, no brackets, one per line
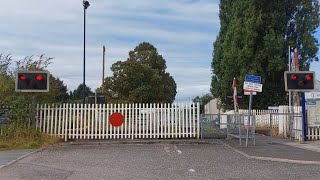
0,136,319,180
0,149,35,168
225,135,320,163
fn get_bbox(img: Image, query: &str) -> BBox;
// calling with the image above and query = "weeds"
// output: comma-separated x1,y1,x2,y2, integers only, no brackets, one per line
0,123,61,150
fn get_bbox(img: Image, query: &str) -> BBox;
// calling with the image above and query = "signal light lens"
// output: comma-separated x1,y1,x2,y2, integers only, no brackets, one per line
291,75,298,81
305,75,313,81
35,75,43,81
19,75,27,80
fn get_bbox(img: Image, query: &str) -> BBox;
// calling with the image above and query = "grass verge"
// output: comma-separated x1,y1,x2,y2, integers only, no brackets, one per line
0,124,61,151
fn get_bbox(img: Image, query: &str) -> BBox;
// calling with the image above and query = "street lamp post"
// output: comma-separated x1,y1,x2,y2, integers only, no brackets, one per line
82,0,90,105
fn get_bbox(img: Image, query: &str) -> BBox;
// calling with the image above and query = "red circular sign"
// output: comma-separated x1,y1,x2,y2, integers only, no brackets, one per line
110,112,124,127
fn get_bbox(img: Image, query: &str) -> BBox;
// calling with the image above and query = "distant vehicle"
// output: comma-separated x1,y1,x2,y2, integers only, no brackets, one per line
0,117,9,125
0,108,10,125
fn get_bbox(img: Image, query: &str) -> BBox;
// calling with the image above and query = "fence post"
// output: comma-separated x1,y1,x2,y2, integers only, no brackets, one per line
64,104,68,142
106,103,109,139
197,102,200,139
270,113,273,144
278,106,285,136
54,104,58,137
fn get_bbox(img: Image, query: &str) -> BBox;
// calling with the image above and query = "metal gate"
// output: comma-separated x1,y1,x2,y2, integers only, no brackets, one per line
268,113,303,142
201,113,256,146
200,114,226,139
226,114,256,146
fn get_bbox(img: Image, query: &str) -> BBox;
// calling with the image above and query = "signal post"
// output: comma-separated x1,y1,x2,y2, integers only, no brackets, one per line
15,70,50,127
284,71,315,141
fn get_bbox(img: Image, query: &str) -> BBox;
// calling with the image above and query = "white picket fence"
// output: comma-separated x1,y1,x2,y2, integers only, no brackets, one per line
278,106,320,141
238,109,279,129
223,109,280,129
307,128,320,140
36,103,200,141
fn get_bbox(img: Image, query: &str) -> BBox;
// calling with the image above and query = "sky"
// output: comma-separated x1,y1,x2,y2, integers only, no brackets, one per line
0,0,319,103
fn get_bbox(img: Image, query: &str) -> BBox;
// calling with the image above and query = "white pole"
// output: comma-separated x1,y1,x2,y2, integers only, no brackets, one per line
233,77,238,114
288,46,292,113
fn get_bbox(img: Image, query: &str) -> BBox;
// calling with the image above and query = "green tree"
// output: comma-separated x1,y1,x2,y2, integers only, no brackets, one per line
0,54,71,129
0,75,14,106
192,93,214,113
286,0,320,70
71,83,93,101
211,0,320,109
0,54,14,106
0,54,70,105
99,42,177,103
37,75,70,103
13,55,69,104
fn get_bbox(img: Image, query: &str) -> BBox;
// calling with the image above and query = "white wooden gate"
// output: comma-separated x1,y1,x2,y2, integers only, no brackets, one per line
36,103,200,141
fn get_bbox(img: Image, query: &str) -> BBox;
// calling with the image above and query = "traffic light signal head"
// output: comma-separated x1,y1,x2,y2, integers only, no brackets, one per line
284,71,315,91
15,70,50,92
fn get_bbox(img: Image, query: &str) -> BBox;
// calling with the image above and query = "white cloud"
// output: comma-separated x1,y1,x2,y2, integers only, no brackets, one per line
5,0,320,103
0,0,219,103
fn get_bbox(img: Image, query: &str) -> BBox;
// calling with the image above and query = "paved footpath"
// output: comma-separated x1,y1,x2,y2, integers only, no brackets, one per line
224,135,320,164
284,140,320,153
0,139,320,180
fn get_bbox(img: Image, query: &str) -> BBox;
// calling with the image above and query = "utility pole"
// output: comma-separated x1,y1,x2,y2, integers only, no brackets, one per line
293,48,300,107
102,45,105,85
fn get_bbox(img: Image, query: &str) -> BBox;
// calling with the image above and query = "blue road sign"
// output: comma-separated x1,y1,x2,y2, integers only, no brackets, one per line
245,75,261,84
306,100,317,105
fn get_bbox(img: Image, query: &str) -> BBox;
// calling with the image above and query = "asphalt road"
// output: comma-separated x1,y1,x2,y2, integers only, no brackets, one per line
0,149,35,167
1,142,320,180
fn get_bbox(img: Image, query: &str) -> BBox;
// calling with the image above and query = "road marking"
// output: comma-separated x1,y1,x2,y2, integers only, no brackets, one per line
250,156,320,165
0,149,42,170
164,146,170,153
283,142,320,153
223,142,320,165
222,143,251,158
189,169,195,172
173,145,182,154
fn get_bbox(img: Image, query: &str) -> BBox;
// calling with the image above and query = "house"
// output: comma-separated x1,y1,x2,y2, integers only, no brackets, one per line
204,99,222,115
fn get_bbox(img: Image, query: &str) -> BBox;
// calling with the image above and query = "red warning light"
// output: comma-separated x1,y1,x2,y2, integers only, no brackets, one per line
19,75,27,80
305,75,313,81
35,75,43,81
291,75,298,81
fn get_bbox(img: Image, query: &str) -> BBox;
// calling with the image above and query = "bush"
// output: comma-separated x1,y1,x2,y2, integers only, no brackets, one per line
0,94,62,151
0,123,61,150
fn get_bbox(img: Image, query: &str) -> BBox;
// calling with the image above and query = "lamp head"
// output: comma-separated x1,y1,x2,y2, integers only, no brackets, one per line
83,0,90,9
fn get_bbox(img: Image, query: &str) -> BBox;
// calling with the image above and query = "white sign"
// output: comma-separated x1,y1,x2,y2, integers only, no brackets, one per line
244,89,257,95
243,81,263,92
307,103,320,127
305,92,320,99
